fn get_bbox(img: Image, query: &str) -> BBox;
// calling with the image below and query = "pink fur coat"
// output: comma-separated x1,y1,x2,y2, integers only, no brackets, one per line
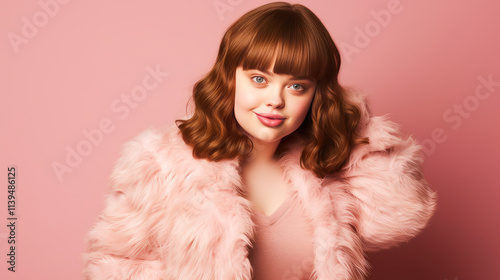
82,90,437,279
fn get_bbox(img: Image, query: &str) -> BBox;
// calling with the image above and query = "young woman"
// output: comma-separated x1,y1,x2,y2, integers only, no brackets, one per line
83,2,437,279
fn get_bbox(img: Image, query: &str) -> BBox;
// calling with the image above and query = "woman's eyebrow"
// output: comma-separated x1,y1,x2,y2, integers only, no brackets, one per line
253,69,314,81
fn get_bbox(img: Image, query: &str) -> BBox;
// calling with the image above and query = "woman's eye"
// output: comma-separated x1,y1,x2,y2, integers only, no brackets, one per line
250,76,306,91
291,84,306,91
251,76,266,84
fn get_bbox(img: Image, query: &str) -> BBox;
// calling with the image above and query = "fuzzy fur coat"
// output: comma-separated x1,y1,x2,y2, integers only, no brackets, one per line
82,90,437,280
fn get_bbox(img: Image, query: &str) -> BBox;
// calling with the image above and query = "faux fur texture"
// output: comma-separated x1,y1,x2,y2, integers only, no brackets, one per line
82,89,437,280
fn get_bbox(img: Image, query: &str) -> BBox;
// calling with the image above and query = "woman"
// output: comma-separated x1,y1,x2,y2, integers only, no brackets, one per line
82,2,437,279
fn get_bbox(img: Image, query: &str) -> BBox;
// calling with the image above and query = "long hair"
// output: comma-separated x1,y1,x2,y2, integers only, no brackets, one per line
176,2,369,178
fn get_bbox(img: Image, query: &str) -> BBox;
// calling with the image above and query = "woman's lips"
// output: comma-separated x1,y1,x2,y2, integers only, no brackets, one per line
254,113,285,127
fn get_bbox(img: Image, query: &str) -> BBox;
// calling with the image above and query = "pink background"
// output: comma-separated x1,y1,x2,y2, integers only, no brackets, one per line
1,0,499,279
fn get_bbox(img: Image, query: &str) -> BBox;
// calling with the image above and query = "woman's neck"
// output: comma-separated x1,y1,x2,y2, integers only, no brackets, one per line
243,138,281,167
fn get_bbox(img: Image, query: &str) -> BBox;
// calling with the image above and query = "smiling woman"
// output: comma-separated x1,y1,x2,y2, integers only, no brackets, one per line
234,63,317,147
82,2,437,280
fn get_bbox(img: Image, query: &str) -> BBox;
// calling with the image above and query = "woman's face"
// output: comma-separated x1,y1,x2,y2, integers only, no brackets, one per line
234,63,317,147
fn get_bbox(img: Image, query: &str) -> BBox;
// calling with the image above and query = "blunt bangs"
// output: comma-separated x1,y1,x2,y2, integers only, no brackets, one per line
236,9,333,82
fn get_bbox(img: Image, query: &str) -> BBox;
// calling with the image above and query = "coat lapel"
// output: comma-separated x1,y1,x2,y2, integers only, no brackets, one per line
159,127,254,280
278,140,368,280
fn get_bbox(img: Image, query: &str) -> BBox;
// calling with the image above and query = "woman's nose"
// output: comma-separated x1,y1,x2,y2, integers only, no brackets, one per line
266,87,285,108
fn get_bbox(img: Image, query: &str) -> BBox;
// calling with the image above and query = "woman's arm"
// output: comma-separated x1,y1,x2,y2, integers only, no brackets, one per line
342,115,437,251
82,128,167,279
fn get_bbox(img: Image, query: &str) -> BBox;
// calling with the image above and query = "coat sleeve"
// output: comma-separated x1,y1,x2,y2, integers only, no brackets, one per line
342,116,437,252
82,128,167,279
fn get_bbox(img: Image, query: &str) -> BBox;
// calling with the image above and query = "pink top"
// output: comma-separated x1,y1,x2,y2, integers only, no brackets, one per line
248,192,315,280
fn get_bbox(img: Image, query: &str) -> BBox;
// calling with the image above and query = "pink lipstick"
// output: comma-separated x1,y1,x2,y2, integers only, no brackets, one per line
255,113,285,127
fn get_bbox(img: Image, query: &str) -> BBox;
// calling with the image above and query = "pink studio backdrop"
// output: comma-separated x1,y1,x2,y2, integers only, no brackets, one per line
1,0,499,279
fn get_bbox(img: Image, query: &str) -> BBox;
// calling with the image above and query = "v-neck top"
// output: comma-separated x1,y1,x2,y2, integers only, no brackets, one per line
248,192,315,280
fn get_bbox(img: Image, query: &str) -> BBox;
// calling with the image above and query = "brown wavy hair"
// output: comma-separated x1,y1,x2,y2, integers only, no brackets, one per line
176,2,369,178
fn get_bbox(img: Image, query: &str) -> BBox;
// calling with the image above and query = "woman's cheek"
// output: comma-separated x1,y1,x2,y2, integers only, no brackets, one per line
293,98,313,119
235,88,259,108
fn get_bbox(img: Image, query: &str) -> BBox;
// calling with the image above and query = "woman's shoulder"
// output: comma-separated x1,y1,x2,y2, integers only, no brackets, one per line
122,123,192,160
110,124,196,189
340,87,424,170
126,123,183,148
112,123,243,196
119,123,240,178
